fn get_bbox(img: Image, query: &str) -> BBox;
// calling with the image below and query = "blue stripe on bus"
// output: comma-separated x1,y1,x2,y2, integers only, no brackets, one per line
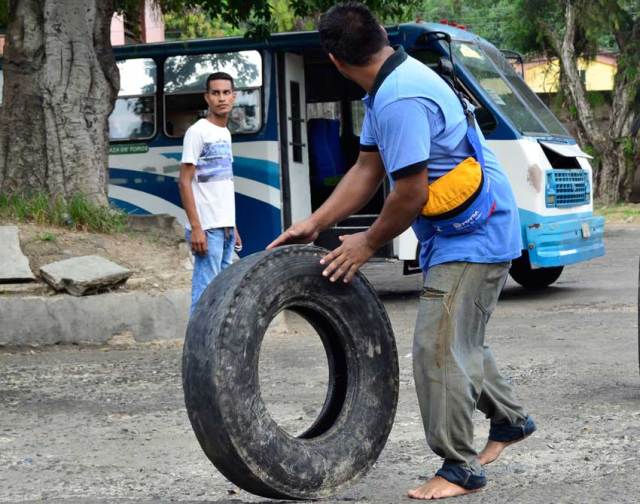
134,155,281,189
109,168,183,207
109,198,151,215
233,157,280,188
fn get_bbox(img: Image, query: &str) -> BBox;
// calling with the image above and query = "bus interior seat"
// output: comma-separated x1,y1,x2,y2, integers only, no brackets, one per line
308,118,346,189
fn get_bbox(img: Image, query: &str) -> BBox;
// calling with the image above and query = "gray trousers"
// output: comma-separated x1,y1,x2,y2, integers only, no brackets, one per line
413,262,527,474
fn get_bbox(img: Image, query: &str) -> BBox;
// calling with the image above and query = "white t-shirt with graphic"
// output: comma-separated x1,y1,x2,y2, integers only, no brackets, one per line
181,119,235,230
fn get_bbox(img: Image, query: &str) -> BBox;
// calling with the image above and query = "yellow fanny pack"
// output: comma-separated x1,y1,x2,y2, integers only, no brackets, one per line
422,157,482,217
419,156,494,236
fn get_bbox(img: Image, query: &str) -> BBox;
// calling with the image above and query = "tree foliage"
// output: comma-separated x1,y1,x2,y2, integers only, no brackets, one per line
162,1,313,40
415,0,519,49
164,7,243,40
117,0,422,40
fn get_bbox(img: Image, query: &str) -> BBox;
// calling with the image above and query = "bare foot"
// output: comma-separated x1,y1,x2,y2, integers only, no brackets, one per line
407,476,478,500
478,438,522,465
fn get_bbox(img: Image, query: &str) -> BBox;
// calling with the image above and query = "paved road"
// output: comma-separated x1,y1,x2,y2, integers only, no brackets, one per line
1,225,638,503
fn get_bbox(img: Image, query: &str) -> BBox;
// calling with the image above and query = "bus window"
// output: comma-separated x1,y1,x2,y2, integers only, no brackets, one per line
481,41,570,137
307,102,341,123
109,58,157,141
163,51,262,137
452,42,547,136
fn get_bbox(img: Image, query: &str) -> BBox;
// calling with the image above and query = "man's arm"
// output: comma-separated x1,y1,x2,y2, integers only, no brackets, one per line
267,150,386,248
179,163,207,254
320,98,435,282
366,170,428,250
311,150,386,229
320,169,428,282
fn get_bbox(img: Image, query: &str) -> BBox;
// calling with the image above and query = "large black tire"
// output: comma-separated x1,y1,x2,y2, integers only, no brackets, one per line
182,245,399,500
510,252,563,290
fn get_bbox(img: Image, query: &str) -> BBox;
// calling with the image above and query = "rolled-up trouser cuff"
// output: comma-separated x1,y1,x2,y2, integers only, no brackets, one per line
489,415,537,442
435,461,487,490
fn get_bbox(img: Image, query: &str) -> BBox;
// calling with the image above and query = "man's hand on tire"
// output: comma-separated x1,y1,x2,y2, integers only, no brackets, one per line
320,232,377,283
267,218,320,249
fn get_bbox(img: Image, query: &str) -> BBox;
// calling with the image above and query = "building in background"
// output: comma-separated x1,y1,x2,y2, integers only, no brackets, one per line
523,54,618,93
111,0,164,46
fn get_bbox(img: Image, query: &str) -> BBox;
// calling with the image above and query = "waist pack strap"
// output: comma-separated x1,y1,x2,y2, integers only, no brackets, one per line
464,112,485,169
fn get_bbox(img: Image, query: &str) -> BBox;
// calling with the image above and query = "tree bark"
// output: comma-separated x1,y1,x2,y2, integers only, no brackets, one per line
0,0,119,205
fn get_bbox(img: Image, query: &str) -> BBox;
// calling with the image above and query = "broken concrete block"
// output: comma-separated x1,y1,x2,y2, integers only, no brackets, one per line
0,226,36,282
40,255,132,296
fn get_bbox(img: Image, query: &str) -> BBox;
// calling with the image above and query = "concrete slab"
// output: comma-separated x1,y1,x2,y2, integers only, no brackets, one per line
0,288,190,345
0,226,35,282
40,255,132,296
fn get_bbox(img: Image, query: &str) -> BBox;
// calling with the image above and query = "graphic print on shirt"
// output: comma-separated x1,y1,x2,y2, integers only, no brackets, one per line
196,140,233,183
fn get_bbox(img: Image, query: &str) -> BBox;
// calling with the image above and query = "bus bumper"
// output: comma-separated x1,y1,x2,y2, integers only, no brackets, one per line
524,215,605,268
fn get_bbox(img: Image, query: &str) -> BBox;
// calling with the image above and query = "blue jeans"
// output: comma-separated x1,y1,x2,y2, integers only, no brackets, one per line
186,227,235,315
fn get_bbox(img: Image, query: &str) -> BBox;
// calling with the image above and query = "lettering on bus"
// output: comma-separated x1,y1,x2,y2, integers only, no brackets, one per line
109,143,150,155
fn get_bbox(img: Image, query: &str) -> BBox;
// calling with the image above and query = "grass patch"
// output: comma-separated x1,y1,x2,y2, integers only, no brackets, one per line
0,193,128,233
38,232,57,242
595,203,640,222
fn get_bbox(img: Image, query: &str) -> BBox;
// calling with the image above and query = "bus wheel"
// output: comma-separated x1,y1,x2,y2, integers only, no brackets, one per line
182,245,399,500
509,252,563,289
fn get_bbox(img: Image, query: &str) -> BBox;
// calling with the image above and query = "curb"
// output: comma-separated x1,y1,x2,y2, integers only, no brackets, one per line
0,288,190,346
0,260,422,347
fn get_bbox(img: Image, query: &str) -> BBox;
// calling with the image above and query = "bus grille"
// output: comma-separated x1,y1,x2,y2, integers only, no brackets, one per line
545,169,590,208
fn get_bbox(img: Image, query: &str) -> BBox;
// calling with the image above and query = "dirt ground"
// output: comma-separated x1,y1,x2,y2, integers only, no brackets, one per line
0,224,638,503
5,221,192,294
4,209,636,296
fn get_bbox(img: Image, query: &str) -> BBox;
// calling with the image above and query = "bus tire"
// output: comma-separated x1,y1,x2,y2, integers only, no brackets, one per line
182,245,399,500
509,252,563,289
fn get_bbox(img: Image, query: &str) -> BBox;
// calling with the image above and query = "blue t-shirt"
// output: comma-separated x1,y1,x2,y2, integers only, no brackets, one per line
360,48,522,270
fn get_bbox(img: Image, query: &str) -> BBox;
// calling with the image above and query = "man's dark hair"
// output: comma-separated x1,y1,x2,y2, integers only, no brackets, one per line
206,72,234,91
318,2,389,66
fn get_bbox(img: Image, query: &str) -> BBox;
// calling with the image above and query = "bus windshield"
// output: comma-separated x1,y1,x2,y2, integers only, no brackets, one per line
452,41,570,138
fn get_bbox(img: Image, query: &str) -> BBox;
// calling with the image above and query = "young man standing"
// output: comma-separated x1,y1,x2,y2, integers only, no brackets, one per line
268,2,535,500
179,72,241,314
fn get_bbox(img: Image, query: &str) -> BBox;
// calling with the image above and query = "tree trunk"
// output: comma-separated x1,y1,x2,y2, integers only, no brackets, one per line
0,0,118,205
595,148,630,204
549,0,640,204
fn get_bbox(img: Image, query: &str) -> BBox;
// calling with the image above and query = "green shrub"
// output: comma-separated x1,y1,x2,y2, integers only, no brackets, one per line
0,193,128,233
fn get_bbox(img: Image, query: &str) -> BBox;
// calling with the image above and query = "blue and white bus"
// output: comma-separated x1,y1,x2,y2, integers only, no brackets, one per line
3,23,605,288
